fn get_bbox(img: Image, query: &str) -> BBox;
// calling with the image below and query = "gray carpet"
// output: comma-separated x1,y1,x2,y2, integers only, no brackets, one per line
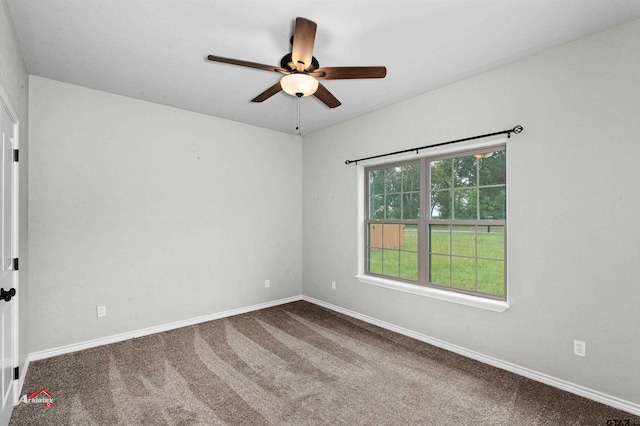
10,301,640,425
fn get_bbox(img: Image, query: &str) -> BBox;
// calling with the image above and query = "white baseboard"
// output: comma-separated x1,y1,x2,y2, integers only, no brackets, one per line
303,296,640,417
21,294,639,417
27,296,302,363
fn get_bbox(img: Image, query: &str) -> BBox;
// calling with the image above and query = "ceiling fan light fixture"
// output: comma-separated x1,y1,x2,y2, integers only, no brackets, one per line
280,73,319,97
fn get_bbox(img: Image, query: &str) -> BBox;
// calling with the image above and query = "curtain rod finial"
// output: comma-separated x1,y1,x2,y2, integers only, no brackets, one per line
513,125,523,134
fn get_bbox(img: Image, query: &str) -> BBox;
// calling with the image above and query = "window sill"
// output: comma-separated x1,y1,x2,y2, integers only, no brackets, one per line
355,275,510,312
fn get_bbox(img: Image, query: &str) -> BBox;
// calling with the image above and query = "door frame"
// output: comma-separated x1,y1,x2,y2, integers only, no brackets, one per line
0,81,20,412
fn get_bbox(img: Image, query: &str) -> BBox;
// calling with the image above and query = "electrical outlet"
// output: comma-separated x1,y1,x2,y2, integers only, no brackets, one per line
265,279,270,288
574,340,586,357
331,281,336,290
97,305,106,318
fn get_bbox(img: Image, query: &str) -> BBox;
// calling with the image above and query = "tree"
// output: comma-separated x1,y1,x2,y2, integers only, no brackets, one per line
429,150,505,220
368,163,420,220
368,150,505,221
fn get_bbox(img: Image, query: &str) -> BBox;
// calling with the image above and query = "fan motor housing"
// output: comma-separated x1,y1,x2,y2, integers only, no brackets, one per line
280,53,320,73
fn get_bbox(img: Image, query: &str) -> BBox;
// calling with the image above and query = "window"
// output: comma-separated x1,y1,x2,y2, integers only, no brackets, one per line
364,146,506,301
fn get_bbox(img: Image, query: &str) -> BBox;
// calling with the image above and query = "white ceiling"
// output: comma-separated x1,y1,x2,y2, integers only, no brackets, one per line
7,1,640,135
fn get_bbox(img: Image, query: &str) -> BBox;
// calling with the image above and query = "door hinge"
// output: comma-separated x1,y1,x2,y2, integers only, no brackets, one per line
12,258,18,271
14,366,19,381
13,149,18,162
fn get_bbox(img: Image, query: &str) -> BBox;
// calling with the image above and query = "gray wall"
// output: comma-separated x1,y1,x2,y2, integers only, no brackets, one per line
0,0,29,371
28,76,302,351
303,19,640,404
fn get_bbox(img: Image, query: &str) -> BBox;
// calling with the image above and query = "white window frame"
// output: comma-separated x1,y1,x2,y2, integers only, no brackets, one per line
355,136,510,312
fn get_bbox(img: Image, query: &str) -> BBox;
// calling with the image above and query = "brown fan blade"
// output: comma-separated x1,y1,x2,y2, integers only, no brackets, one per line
314,83,341,108
251,82,282,103
207,55,288,74
313,66,387,80
291,18,317,71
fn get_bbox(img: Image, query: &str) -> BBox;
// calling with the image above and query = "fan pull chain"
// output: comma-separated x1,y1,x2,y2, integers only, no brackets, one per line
296,93,302,135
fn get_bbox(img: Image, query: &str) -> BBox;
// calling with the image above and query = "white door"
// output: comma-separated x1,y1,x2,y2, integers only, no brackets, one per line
0,101,17,425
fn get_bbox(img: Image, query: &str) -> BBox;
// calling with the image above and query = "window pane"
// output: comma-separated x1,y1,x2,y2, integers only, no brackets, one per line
478,150,506,186
430,159,452,190
403,224,418,251
429,225,450,255
385,166,402,193
385,194,401,219
453,188,477,220
453,156,477,187
382,249,400,277
430,254,450,285
402,163,420,192
430,189,451,219
451,225,476,257
399,251,418,280
369,169,385,194
368,248,382,274
477,226,504,259
402,192,420,220
369,195,384,219
382,224,401,249
451,257,476,290
367,147,505,300
477,259,504,295
368,223,383,248
479,186,505,220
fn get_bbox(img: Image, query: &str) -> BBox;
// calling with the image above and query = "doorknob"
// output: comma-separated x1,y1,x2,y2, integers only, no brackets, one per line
0,288,15,302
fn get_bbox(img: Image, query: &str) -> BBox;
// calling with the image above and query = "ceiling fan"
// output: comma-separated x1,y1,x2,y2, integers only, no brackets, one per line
207,17,387,108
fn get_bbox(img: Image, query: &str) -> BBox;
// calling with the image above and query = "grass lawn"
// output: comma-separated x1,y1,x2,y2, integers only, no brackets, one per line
368,225,505,296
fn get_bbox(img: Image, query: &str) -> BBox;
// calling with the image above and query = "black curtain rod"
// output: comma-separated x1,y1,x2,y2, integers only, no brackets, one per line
345,125,523,165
